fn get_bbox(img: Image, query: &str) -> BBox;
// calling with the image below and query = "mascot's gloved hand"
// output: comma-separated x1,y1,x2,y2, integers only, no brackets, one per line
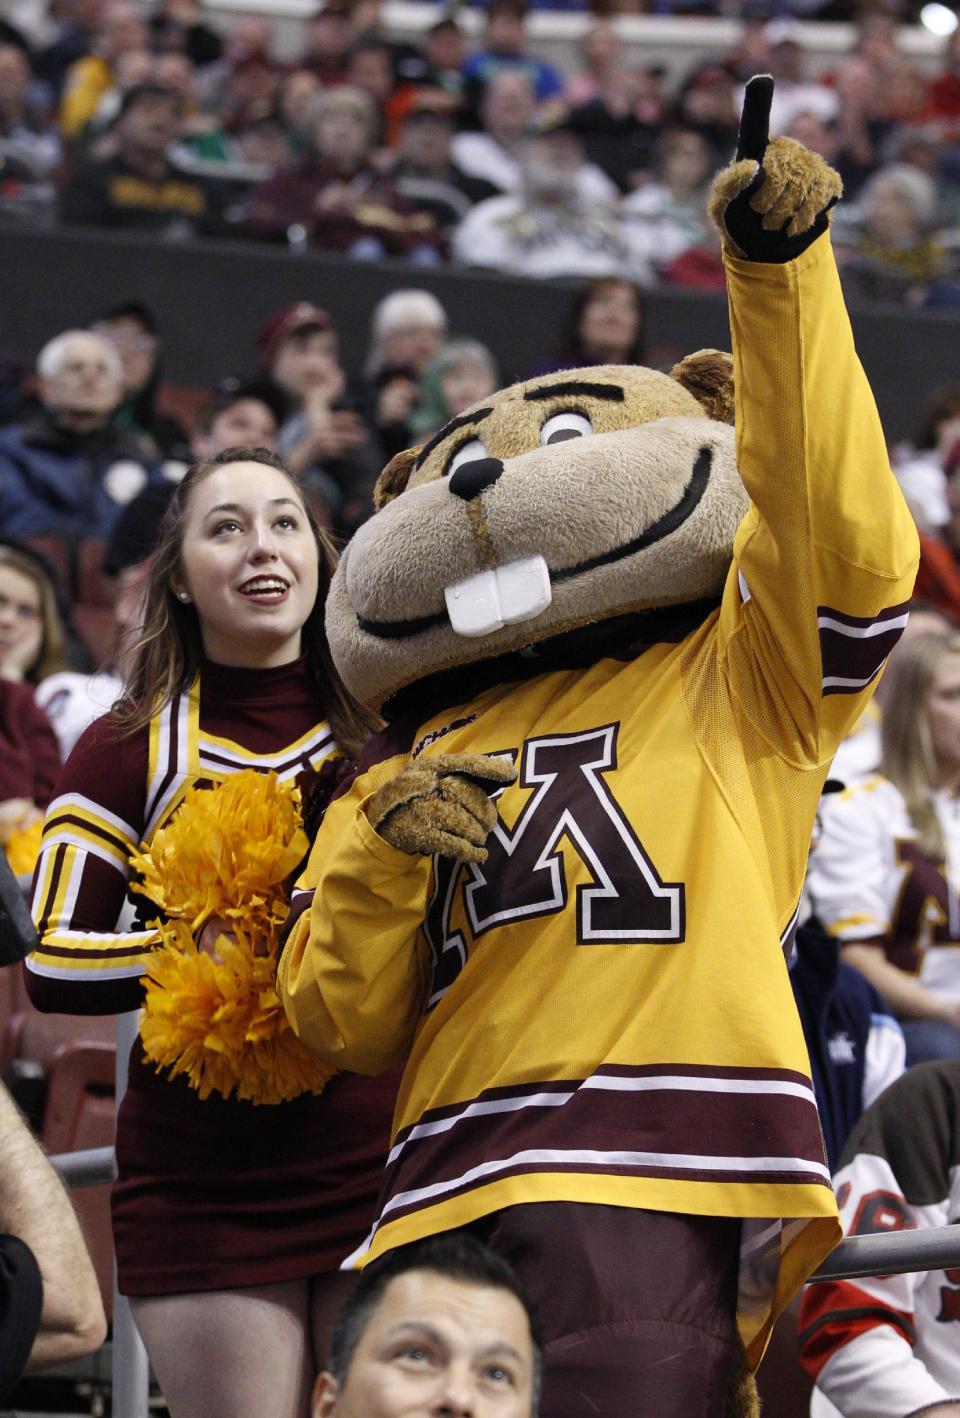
708,74,842,263
366,752,517,864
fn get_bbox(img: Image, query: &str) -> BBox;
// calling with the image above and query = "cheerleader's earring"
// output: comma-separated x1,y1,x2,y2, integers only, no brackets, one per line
176,589,190,603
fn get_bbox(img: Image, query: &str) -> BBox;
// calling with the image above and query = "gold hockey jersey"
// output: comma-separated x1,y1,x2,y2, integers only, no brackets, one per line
279,238,920,1362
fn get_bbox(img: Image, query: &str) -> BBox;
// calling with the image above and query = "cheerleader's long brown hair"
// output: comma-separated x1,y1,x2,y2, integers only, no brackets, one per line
112,446,380,755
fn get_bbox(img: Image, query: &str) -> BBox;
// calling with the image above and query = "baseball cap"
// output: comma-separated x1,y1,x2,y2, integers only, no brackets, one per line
257,302,335,363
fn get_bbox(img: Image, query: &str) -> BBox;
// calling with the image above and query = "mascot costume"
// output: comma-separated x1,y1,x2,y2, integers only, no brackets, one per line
279,79,919,1415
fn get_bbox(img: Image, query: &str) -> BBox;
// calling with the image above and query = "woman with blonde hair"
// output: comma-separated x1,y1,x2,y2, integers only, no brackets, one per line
0,543,67,685
807,630,960,1064
25,446,396,1418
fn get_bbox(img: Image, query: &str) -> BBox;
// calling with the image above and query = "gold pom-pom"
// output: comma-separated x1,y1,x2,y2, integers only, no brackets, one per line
3,818,43,876
131,769,308,936
133,771,328,1105
140,922,335,1105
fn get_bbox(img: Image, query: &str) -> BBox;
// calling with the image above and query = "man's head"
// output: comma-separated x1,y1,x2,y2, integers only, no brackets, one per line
398,93,458,174
37,330,123,433
480,70,535,145
191,377,284,459
258,302,340,400
310,84,378,169
520,115,584,203
99,0,149,60
485,0,527,58
314,1234,541,1418
115,82,184,161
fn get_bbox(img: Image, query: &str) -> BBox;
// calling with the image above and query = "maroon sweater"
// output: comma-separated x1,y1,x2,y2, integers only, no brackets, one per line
0,679,60,809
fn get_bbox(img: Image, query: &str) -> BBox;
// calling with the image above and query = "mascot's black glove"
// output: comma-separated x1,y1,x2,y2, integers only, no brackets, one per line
708,74,842,263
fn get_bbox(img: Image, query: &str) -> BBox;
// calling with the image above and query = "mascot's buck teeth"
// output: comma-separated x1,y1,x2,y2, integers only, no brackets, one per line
443,555,552,637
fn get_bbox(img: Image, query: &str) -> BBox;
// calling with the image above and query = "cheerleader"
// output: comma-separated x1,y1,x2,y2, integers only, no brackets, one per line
26,446,394,1418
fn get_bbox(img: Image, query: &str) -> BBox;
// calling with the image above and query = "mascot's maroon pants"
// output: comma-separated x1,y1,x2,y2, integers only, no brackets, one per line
382,1203,741,1417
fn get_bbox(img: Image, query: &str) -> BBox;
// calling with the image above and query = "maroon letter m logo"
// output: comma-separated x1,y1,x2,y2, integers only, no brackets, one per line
465,725,685,946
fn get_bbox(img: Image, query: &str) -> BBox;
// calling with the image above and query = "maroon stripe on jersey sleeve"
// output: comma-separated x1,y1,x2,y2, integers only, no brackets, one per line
818,602,910,697
24,964,147,1016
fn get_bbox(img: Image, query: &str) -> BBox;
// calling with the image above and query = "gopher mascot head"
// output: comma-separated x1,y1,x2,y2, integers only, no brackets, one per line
328,354,743,711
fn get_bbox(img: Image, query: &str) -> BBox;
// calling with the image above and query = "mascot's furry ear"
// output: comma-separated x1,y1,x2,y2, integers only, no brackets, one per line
374,446,422,510
671,350,736,426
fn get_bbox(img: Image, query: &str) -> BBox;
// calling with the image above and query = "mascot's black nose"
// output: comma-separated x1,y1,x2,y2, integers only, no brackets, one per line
448,457,504,502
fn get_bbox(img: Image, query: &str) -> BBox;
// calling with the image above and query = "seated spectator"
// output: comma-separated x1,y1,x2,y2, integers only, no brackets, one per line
59,81,227,236
363,288,448,459
343,32,395,142
194,16,281,137
149,0,223,70
833,163,948,304
672,62,739,169
389,89,499,238
807,631,960,1066
453,113,652,283
0,329,163,542
461,0,564,118
798,1062,960,1418
762,20,839,135
453,70,615,206
550,275,646,372
0,42,61,175
90,300,189,460
0,543,67,687
59,0,149,139
277,68,322,155
409,338,499,440
417,15,467,101
0,1078,106,1402
565,18,622,107
258,303,380,535
567,60,659,194
312,1232,541,1418
242,84,443,260
621,126,715,277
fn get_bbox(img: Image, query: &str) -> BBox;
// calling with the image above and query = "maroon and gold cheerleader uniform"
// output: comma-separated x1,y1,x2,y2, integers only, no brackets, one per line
25,656,396,1296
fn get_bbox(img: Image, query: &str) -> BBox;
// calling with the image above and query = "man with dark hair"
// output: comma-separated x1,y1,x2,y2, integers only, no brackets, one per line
313,1233,541,1417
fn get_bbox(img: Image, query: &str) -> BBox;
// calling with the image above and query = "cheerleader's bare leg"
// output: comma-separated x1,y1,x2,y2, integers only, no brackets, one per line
130,1279,313,1418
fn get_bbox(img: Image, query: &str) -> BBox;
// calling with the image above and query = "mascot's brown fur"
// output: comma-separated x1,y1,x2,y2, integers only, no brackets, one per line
280,78,917,1418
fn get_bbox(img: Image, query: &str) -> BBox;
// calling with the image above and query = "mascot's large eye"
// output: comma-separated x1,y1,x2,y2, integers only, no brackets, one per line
540,411,593,446
446,438,488,477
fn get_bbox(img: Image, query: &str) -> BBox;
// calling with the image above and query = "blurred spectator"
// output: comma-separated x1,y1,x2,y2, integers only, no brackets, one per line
0,43,61,175
0,543,67,686
258,302,380,534
302,1,350,87
0,1078,106,1401
453,73,616,204
923,27,960,122
833,163,947,303
79,46,153,148
195,16,280,137
890,383,960,535
567,61,659,193
454,114,652,281
461,0,565,116
363,288,448,459
35,0,108,103
621,126,714,275
565,19,622,107
59,81,227,235
418,15,467,100
807,631,960,1066
799,1062,960,1418
762,21,839,135
90,301,188,460
343,32,395,141
278,68,322,154
551,275,646,371
673,62,739,167
0,329,164,542
390,89,499,237
59,0,148,139
149,0,222,69
243,84,443,259
409,338,499,440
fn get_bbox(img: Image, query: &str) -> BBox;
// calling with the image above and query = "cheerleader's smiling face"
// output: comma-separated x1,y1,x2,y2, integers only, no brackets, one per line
174,460,319,668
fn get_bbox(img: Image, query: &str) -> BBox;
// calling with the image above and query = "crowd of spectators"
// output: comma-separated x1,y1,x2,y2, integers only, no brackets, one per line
1,0,959,302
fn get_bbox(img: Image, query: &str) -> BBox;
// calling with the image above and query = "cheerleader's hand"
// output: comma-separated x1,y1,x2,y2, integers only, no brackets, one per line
708,74,842,263
365,752,517,864
196,915,234,960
